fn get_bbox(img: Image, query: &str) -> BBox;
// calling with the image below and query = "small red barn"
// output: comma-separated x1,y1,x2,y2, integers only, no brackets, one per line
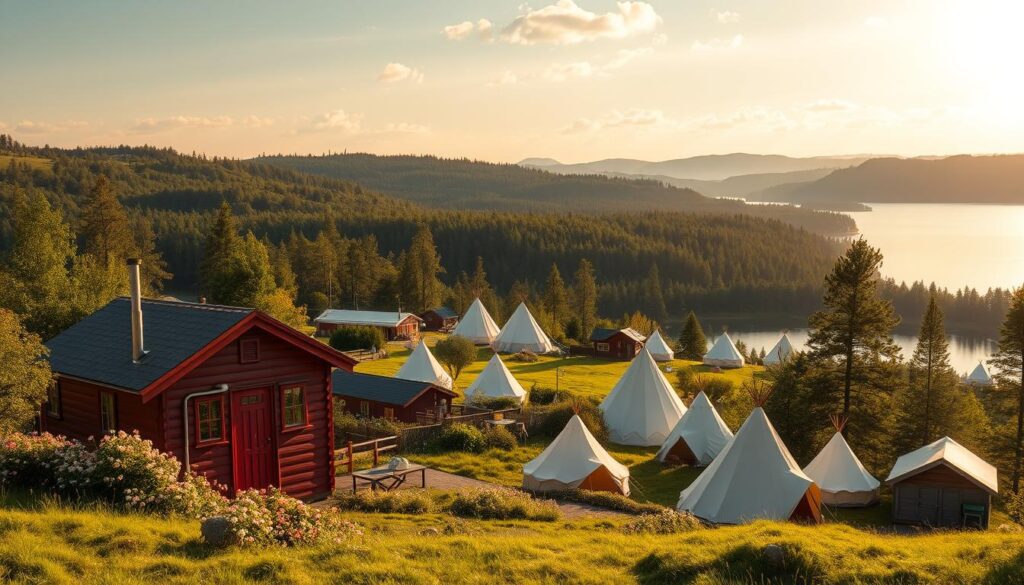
590,328,646,360
43,266,354,501
332,370,457,423
419,307,459,332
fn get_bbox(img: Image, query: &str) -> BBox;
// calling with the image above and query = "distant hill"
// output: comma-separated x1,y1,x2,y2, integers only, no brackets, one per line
754,155,1024,206
519,153,871,181
254,153,856,236
603,168,837,199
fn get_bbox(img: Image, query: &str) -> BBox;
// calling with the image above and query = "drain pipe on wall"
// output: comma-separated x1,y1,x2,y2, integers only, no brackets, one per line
183,384,229,474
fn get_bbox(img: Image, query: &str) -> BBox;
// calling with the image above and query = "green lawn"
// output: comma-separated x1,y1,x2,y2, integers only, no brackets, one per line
3,495,1024,584
352,335,763,402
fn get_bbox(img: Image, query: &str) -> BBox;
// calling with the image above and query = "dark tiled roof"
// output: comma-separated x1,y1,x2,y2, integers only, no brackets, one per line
46,298,252,392
423,306,458,319
332,370,454,407
589,327,646,343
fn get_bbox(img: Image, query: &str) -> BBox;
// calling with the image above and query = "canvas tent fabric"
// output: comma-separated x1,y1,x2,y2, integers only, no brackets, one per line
703,333,745,368
600,349,687,446
394,341,453,390
522,414,630,495
966,362,993,386
645,330,675,362
677,407,821,524
464,354,527,404
803,432,880,506
885,436,998,495
491,302,555,354
452,298,501,345
656,391,733,465
763,333,795,366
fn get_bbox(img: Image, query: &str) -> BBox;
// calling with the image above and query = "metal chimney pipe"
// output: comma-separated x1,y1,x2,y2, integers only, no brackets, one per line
127,258,146,362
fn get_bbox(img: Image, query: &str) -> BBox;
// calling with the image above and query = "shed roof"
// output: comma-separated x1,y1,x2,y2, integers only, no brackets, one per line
590,327,646,343
315,309,422,328
422,306,458,319
886,436,998,495
332,370,456,406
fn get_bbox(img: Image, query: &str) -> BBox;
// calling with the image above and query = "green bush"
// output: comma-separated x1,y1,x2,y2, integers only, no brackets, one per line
448,488,560,521
482,426,517,451
622,509,703,534
527,384,574,405
510,349,538,362
534,489,665,516
329,326,386,352
333,490,435,514
432,423,486,453
469,395,522,410
334,408,405,440
683,374,734,404
1004,489,1024,525
529,399,608,443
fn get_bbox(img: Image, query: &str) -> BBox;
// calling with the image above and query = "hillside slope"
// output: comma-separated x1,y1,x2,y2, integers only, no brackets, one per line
604,167,837,199
520,153,870,181
756,154,1024,206
254,153,856,236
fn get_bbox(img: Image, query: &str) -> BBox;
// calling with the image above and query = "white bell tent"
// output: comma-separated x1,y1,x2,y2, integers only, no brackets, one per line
677,386,821,524
464,354,527,404
600,348,687,446
522,414,630,495
703,332,745,369
491,302,555,354
645,329,675,362
802,416,880,507
966,361,994,386
763,333,795,366
656,391,734,466
452,298,501,345
394,340,453,390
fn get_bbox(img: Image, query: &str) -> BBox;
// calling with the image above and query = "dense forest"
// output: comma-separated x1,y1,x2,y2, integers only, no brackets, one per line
0,136,1012,339
253,153,857,236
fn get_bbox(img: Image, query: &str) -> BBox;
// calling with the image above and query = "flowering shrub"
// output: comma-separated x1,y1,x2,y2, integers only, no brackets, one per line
223,487,360,546
0,431,224,517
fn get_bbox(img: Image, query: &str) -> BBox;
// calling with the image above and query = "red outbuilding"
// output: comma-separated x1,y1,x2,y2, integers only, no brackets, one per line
333,370,457,423
590,327,646,360
42,260,354,501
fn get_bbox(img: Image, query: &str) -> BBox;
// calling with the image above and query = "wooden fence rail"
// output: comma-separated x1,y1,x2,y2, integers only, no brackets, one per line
334,435,399,474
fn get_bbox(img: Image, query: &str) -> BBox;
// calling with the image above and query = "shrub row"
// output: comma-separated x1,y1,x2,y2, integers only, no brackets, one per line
429,423,517,453
334,487,560,521
530,489,666,516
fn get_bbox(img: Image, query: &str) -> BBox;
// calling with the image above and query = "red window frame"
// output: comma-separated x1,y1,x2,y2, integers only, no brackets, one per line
46,382,62,419
280,386,308,430
194,395,227,446
99,391,117,434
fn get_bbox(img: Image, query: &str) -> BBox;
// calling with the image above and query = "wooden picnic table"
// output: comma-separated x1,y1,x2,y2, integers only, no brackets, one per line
351,464,427,492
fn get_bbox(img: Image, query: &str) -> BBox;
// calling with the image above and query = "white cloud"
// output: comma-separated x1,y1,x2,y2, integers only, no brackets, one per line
563,108,674,133
691,34,744,52
498,47,653,86
308,109,363,133
501,0,660,45
443,18,493,41
129,116,235,134
715,11,740,24
381,122,430,134
377,62,424,84
240,115,275,128
11,119,90,134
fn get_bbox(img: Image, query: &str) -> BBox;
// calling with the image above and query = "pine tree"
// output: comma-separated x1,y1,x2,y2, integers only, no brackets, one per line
79,176,134,266
398,225,445,313
130,216,172,294
910,295,952,445
645,263,668,324
200,202,240,299
678,311,707,361
807,239,901,421
543,263,570,331
573,259,598,342
992,285,1024,491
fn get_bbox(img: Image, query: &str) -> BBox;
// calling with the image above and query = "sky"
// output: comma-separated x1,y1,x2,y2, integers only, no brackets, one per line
2,0,1023,163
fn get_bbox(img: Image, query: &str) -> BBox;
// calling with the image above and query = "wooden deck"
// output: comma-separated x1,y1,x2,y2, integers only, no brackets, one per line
333,467,626,519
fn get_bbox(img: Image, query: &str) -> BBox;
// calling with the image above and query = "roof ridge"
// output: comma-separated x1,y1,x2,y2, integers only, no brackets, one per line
117,296,254,313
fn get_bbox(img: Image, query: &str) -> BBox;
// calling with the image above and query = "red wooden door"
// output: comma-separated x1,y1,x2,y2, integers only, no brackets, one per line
232,388,276,492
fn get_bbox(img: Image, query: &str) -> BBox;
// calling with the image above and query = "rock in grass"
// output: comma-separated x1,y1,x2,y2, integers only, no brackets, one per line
762,544,786,569
201,516,236,548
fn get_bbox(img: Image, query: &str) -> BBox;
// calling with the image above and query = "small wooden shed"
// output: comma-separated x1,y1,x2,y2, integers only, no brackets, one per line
332,370,457,423
314,309,422,341
419,307,459,332
589,328,646,360
886,437,998,529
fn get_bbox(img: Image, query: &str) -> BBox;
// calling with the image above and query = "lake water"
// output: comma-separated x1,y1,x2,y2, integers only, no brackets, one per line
846,203,1024,292
723,329,996,377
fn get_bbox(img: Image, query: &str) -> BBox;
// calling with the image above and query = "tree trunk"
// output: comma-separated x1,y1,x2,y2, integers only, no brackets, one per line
1016,355,1024,493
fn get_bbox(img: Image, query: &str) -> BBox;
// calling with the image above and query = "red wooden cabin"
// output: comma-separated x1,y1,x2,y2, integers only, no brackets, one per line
43,262,354,501
333,370,457,423
590,328,646,360
313,309,422,341
419,307,459,332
